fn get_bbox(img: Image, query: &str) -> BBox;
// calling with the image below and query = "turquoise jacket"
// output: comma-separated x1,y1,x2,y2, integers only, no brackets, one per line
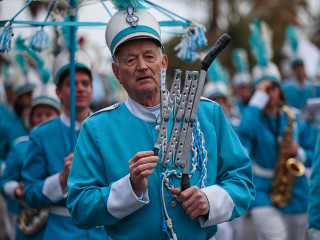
0,138,46,240
282,78,320,109
67,100,255,240
308,126,320,230
0,116,28,175
22,116,107,240
238,104,313,214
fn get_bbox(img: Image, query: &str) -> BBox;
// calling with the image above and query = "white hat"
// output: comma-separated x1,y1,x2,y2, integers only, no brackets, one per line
31,82,61,113
12,67,38,97
203,81,229,99
232,72,252,88
105,8,162,56
52,50,92,85
252,62,281,87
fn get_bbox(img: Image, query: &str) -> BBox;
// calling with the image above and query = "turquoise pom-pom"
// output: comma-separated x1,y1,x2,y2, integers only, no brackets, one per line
29,28,51,52
0,24,13,53
111,0,147,10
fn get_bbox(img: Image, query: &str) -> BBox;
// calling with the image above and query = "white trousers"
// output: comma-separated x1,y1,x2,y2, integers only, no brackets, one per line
0,194,16,240
215,216,244,240
251,206,307,240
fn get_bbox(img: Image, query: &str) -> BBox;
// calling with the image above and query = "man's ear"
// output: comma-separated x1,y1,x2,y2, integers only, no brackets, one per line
161,54,168,70
55,87,62,100
112,63,122,85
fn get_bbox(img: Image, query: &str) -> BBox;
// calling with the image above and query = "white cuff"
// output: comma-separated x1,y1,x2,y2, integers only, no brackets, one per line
107,174,149,219
199,185,234,227
42,173,68,203
249,91,269,109
296,147,306,163
308,228,320,240
3,181,19,199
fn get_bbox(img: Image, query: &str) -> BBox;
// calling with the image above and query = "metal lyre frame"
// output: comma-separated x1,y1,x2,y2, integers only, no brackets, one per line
153,34,231,190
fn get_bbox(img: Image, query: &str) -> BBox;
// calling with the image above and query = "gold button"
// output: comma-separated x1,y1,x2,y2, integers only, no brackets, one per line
155,125,160,131
170,201,176,207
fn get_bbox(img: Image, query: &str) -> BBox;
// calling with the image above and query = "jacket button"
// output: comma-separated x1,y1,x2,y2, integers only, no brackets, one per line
155,125,160,131
170,201,176,207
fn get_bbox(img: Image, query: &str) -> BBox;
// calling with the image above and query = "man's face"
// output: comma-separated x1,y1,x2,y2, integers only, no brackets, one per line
292,63,306,82
56,71,93,111
112,39,168,103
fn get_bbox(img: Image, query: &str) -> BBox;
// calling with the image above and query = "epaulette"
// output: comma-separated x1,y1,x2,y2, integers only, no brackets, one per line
89,103,120,118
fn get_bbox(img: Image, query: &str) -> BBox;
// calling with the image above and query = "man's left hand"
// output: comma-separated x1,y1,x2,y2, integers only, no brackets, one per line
170,186,209,219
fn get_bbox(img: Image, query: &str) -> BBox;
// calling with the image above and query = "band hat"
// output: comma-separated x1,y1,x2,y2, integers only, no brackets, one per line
12,66,38,98
203,81,229,100
31,81,61,113
105,8,162,56
232,72,252,87
252,62,281,87
52,49,92,85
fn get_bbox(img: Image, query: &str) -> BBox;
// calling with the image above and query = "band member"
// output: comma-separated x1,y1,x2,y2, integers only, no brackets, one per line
0,63,37,240
203,80,243,239
308,126,320,240
237,62,313,240
66,3,254,240
281,25,320,110
231,48,253,117
282,58,320,110
0,82,61,240
21,49,106,240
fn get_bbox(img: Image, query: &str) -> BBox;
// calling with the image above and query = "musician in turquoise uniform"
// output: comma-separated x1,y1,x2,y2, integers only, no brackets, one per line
21,50,106,240
1,82,61,240
67,3,254,240
282,58,320,110
282,25,320,110
308,126,320,240
231,48,253,117
238,63,313,240
0,67,37,170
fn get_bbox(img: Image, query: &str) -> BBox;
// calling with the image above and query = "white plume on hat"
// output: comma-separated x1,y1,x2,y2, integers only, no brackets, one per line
105,3,161,56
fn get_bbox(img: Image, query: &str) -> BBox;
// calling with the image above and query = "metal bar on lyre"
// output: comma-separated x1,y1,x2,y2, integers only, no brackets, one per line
153,34,231,190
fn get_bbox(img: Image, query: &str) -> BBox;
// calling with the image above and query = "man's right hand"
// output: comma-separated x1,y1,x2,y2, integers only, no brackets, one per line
128,151,159,197
59,153,74,188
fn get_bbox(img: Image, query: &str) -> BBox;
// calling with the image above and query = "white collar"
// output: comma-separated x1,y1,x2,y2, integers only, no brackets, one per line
125,97,160,123
60,112,83,130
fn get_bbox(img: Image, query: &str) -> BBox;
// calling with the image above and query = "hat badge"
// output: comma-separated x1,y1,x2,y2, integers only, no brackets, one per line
126,7,139,27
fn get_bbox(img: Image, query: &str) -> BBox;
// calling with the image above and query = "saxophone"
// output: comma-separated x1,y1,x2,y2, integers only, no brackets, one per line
269,105,305,207
17,201,49,235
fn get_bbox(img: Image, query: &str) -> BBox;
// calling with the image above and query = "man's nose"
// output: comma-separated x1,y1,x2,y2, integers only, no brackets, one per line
137,56,148,70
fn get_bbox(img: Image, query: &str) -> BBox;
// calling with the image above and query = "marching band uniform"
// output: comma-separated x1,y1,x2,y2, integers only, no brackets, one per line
67,6,254,240
0,67,37,240
21,50,106,240
0,82,61,240
231,48,253,117
1,137,46,240
308,126,320,240
237,63,313,240
282,75,320,110
67,98,254,239
203,78,244,240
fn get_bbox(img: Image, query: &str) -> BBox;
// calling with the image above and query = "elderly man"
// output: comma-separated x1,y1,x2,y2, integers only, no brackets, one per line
67,6,254,240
